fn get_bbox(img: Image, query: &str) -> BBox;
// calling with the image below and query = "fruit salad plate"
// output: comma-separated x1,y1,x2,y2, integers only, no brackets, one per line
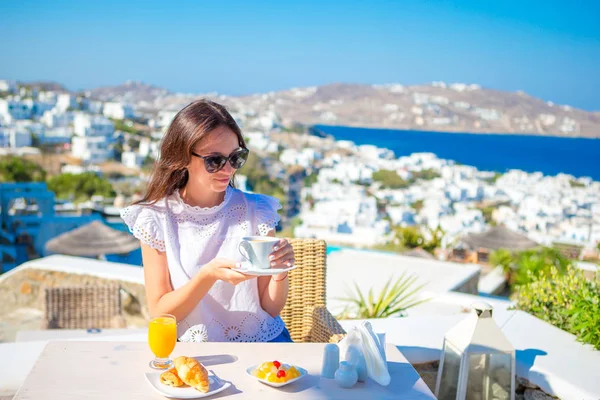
246,361,307,388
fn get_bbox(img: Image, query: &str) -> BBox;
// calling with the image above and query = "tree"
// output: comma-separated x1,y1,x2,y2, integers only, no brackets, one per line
397,226,425,249
47,172,115,202
303,172,318,188
372,170,409,189
0,156,47,182
110,118,138,134
479,205,497,226
242,152,286,205
422,225,445,254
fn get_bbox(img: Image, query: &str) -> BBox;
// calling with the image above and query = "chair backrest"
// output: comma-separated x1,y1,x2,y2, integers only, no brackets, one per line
281,238,328,342
43,285,124,329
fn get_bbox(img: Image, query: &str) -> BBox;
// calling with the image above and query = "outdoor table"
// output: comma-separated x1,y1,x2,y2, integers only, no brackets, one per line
14,341,436,399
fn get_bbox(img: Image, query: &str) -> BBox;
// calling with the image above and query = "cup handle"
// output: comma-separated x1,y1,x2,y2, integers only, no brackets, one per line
238,241,252,262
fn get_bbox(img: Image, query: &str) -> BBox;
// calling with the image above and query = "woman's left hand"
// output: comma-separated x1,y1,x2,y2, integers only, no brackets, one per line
268,238,295,269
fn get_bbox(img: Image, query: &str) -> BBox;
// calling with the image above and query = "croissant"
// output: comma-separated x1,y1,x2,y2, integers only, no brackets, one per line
173,356,210,393
160,368,184,387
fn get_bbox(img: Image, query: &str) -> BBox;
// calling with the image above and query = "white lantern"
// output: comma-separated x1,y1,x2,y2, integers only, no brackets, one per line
435,302,515,400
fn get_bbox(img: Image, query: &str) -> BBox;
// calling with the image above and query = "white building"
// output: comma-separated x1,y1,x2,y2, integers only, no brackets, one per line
155,110,179,128
279,148,321,168
41,110,74,128
72,114,115,163
41,127,72,146
295,183,390,246
55,94,76,113
103,102,135,120
80,98,103,114
121,151,144,169
0,80,17,93
73,113,114,137
0,99,32,121
72,136,114,164
0,127,32,148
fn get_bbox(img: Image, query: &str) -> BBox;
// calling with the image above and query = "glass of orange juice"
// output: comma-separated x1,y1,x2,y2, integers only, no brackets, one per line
148,314,177,369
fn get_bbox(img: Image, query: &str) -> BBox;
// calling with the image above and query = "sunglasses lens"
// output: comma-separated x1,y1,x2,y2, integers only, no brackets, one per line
230,150,249,169
205,156,227,173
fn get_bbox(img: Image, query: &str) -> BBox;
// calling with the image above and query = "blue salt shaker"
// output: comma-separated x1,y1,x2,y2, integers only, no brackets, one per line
334,361,358,388
321,343,340,378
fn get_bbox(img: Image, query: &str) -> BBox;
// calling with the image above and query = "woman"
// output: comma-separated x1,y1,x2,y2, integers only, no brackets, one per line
121,99,295,343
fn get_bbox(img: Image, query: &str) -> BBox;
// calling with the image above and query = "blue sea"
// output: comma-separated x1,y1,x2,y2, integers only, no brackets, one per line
314,125,600,180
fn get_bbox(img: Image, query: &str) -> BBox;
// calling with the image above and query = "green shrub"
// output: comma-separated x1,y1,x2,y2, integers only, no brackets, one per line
0,156,47,182
47,172,115,202
513,267,600,350
372,169,409,189
491,247,571,287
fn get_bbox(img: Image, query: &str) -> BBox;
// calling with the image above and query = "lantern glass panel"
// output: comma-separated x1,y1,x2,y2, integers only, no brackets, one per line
466,353,512,400
438,342,462,400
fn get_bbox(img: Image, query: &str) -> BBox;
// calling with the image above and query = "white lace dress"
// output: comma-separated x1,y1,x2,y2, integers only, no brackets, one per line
120,186,285,342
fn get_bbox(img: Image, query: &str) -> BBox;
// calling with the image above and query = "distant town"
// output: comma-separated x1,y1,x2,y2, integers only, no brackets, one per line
0,78,599,261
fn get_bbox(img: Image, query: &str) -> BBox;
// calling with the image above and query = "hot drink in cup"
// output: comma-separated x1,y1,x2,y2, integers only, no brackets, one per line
238,236,279,269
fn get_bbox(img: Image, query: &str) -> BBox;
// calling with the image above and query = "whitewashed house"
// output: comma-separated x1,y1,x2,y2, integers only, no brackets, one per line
41,109,75,128
0,99,32,120
79,98,103,114
40,127,72,146
71,114,115,164
0,127,32,148
103,102,135,120
121,151,145,169
155,109,179,128
0,80,17,93
55,94,76,112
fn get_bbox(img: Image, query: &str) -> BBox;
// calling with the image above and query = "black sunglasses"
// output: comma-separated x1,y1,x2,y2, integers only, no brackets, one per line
191,148,249,173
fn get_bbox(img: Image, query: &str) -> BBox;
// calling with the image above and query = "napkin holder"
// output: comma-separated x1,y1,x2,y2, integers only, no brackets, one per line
338,321,391,386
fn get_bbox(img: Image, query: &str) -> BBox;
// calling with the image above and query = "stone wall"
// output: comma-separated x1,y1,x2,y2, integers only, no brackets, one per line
412,361,560,399
0,268,149,325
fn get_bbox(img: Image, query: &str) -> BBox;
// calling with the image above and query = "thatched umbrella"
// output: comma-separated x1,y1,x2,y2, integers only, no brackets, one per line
461,226,538,251
403,248,435,259
45,220,140,258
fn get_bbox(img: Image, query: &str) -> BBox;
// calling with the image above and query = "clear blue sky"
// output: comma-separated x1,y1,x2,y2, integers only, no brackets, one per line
1,0,599,110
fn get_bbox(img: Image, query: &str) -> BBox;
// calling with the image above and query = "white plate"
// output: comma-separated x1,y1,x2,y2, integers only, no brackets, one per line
246,362,307,388
234,264,297,276
145,370,231,399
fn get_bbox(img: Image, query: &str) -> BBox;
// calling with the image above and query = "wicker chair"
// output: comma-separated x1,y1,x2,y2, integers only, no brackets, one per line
42,286,126,329
281,238,346,343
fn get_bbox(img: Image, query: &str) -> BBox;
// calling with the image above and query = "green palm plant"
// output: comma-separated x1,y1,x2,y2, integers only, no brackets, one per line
336,272,429,320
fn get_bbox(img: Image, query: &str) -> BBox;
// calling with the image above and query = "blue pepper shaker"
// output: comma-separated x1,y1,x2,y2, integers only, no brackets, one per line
321,343,340,378
334,361,358,388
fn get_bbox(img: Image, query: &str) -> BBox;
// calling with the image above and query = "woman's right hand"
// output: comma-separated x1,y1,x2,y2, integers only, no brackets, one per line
207,258,254,286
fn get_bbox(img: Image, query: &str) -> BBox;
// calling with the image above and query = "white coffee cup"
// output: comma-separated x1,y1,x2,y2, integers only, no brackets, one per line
238,236,279,269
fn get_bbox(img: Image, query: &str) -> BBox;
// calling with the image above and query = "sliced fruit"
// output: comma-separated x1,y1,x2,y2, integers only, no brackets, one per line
288,366,299,378
266,372,277,382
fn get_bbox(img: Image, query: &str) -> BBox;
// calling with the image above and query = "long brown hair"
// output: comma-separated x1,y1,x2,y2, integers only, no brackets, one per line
136,99,246,205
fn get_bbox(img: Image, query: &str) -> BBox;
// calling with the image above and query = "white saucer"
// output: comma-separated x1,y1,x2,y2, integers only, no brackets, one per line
145,370,230,399
234,263,297,276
